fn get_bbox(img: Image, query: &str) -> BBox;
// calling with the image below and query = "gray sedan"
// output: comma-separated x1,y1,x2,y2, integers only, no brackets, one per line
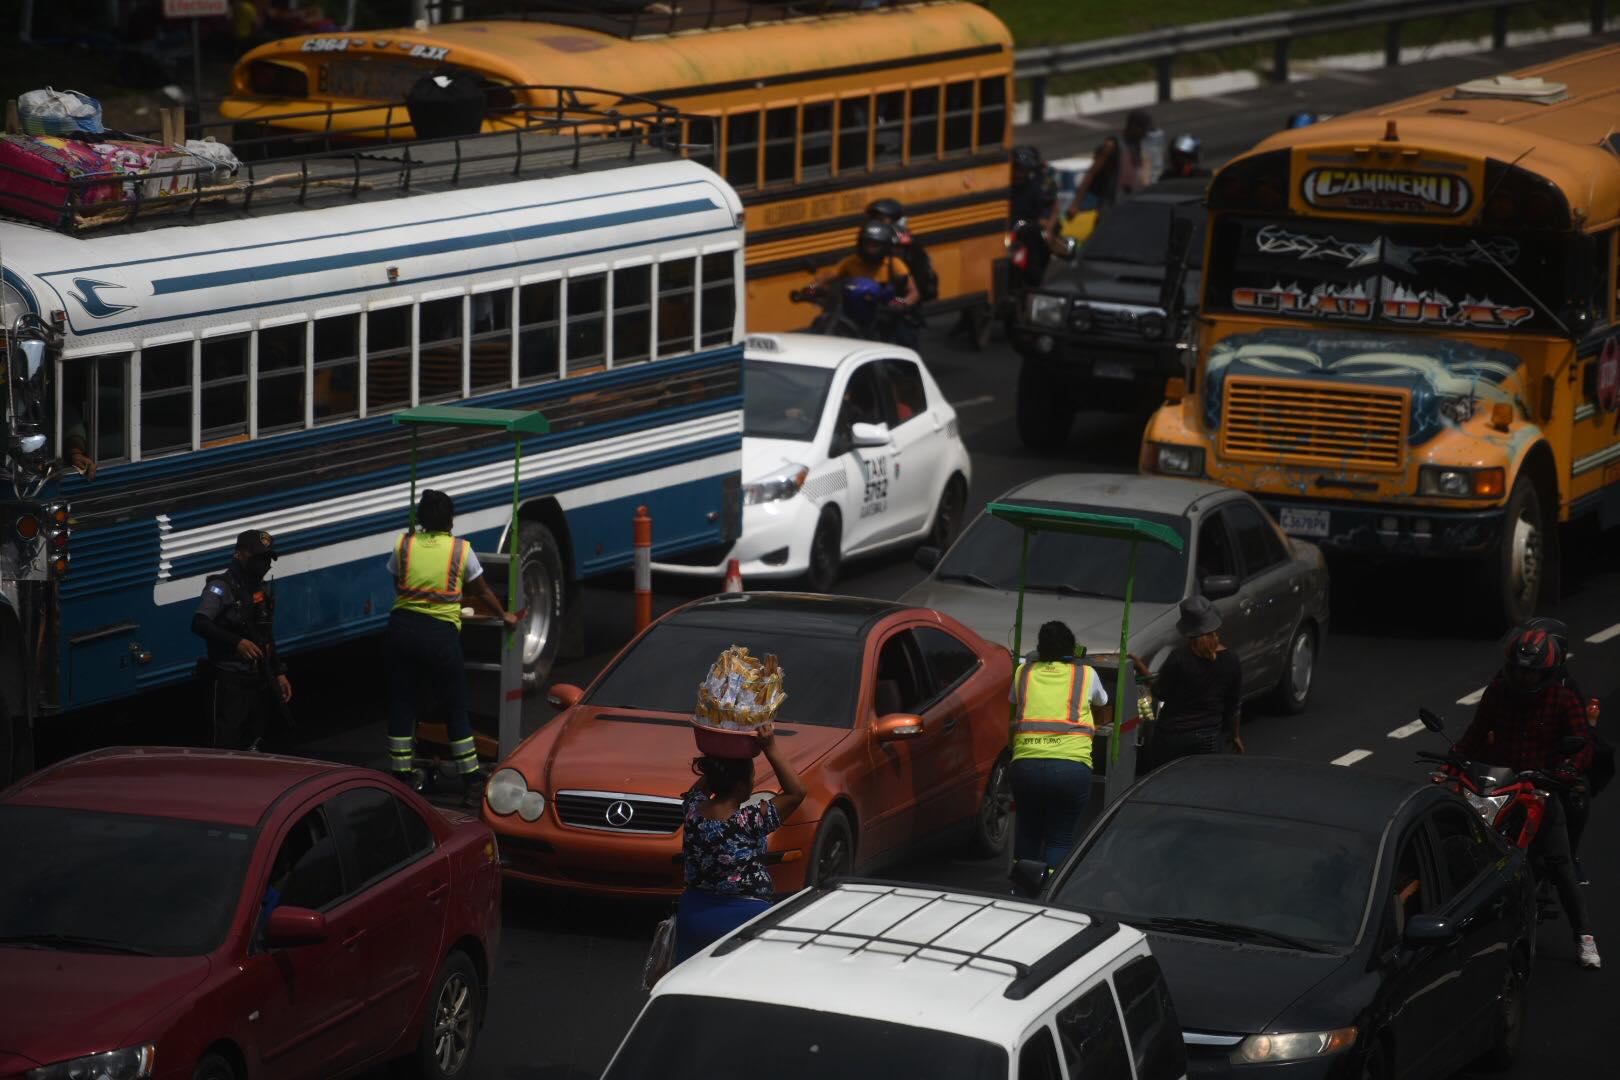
901,473,1330,712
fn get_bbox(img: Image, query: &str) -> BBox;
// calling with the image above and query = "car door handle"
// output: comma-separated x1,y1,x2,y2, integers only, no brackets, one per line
427,881,450,903
341,928,366,949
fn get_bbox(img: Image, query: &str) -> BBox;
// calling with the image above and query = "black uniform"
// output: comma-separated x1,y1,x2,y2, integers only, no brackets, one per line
192,537,286,751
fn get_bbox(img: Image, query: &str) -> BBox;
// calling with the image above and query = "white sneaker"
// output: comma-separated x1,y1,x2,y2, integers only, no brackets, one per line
1578,935,1601,969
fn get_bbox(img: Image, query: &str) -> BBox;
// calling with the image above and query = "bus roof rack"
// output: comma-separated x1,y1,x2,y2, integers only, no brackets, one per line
424,0,922,39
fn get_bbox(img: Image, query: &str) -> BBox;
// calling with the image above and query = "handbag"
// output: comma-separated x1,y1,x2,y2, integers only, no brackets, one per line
640,914,677,991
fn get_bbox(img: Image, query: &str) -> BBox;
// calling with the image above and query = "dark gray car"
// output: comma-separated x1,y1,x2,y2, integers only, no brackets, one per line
902,473,1330,713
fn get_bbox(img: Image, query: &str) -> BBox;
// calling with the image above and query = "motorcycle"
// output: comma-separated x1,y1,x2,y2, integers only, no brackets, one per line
791,275,916,344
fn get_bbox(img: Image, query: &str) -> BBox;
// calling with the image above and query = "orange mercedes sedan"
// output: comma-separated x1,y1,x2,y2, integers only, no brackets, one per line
480,592,1014,898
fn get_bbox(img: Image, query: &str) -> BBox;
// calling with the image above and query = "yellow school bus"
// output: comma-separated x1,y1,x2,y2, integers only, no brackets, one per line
1140,43,1620,627
221,1,1014,330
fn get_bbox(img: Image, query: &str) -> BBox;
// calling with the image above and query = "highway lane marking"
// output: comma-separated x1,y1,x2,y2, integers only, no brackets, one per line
1586,622,1620,644
953,395,995,409
1457,687,1486,706
1388,719,1426,740
1332,749,1373,767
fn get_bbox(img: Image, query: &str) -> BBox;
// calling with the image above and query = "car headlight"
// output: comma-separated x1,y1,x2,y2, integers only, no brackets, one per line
1437,394,1476,424
1136,311,1167,340
518,789,546,823
743,464,809,505
1026,293,1067,328
1068,302,1094,331
1232,1027,1357,1064
1152,443,1205,477
1465,791,1511,818
485,768,528,816
1417,465,1504,498
27,1046,154,1080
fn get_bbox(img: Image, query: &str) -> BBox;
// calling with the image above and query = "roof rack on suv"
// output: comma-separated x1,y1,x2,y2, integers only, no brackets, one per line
423,0,921,39
712,879,1119,1001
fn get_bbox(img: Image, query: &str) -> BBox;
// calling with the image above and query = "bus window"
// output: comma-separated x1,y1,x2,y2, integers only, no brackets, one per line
764,105,796,186
470,289,513,393
61,352,129,466
367,305,412,415
658,258,696,358
874,91,904,170
943,80,974,155
838,95,870,174
201,334,250,445
313,314,359,423
978,75,1007,150
419,297,465,402
700,252,736,348
614,266,652,366
726,111,761,189
258,323,306,434
140,341,192,457
519,281,560,383
684,117,717,170
802,101,833,182
567,273,607,374
908,85,940,162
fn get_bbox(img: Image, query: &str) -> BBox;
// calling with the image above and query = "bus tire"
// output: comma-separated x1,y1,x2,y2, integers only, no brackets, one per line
1483,472,1545,630
1016,361,1071,451
517,522,567,693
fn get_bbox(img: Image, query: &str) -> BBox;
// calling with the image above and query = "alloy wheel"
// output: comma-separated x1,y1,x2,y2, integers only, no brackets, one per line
432,970,475,1075
520,550,554,668
1510,510,1540,609
980,760,1013,848
1289,630,1314,703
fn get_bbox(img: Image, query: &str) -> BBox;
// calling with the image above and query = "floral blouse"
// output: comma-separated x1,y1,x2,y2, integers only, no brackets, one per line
682,789,782,900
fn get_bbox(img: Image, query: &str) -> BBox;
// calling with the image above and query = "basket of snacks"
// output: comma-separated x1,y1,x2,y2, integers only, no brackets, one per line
691,645,786,758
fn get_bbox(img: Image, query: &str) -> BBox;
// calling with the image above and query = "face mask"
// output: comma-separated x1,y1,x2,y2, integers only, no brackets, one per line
242,555,273,583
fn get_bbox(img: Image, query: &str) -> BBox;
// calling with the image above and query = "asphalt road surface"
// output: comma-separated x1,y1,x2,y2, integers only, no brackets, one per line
37,31,1620,1080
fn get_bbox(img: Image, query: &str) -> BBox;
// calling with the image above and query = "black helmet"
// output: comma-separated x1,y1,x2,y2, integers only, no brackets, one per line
866,197,903,222
1011,145,1042,173
857,219,894,259
1502,624,1562,700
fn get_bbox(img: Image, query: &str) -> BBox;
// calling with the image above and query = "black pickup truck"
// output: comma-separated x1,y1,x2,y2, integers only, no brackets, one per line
1011,178,1206,449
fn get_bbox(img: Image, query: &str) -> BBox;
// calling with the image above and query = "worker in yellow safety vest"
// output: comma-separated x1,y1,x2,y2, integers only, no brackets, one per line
1008,620,1113,871
385,489,519,799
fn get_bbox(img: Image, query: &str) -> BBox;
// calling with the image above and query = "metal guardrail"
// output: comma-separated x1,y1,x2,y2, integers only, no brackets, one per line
1013,0,1613,122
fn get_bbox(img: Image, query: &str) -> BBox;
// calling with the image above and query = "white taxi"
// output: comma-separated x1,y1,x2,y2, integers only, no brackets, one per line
653,333,972,591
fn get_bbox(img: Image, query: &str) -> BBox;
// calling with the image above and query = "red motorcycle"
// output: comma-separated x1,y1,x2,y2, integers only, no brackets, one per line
1414,708,1560,850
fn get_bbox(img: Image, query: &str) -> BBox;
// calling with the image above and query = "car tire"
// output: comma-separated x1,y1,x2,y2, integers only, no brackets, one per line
1266,621,1316,715
1475,952,1528,1071
1016,360,1071,451
968,755,1013,859
517,521,568,693
927,474,968,552
806,808,855,886
192,1053,236,1080
1481,471,1544,630
803,509,842,593
413,950,482,1080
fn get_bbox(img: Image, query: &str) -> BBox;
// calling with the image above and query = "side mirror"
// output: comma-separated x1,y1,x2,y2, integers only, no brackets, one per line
874,713,925,742
914,545,941,571
263,906,327,948
1402,913,1458,947
850,421,890,448
1056,235,1079,260
1009,858,1048,898
547,683,584,709
1417,708,1444,734
1200,574,1238,600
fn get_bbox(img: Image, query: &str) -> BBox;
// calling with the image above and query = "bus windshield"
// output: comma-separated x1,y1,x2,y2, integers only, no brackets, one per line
1203,216,1569,334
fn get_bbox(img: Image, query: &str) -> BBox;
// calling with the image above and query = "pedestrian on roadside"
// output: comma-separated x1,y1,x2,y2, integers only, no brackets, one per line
1008,620,1110,874
1137,596,1243,766
384,489,518,798
191,529,290,752
1068,109,1155,219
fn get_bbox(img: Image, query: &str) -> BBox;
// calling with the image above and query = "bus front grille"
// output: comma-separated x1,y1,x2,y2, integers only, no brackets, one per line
1220,376,1408,473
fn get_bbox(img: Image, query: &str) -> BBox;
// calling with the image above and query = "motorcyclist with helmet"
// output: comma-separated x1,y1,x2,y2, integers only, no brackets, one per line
1159,133,1209,181
865,198,938,305
814,219,920,345
1455,624,1600,968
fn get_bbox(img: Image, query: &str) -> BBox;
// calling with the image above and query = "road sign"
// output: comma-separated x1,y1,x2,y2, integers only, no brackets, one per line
163,0,228,17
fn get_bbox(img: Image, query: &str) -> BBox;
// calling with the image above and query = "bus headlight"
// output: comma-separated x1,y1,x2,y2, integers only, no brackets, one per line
1417,466,1504,498
1026,293,1067,328
1151,443,1205,477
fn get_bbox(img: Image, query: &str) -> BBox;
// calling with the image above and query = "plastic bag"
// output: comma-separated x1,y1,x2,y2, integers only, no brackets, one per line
641,915,677,991
19,88,103,136
183,138,241,180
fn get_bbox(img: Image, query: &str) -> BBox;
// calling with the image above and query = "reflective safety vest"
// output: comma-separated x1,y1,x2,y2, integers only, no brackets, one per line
1011,660,1096,766
392,531,470,627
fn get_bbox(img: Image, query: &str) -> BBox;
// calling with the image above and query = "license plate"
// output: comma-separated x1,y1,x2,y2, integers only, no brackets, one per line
1092,359,1133,381
1279,507,1330,538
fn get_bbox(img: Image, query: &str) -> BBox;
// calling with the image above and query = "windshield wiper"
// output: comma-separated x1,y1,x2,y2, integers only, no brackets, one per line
1027,582,1109,599
0,932,156,956
934,569,999,589
1142,916,1331,954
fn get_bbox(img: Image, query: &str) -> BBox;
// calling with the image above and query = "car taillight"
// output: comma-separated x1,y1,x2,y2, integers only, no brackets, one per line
247,60,310,99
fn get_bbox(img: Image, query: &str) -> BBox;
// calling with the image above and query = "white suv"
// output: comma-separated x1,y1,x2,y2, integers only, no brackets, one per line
603,881,1188,1079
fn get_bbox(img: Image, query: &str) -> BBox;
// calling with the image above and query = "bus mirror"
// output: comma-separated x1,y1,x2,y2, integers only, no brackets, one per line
6,314,56,489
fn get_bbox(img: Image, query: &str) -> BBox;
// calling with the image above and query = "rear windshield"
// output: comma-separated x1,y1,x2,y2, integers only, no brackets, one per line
744,360,835,441
588,621,864,727
0,804,256,956
605,995,1009,1079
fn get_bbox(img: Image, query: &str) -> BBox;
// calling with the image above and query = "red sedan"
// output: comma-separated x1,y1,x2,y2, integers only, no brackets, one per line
482,592,1016,898
0,748,500,1080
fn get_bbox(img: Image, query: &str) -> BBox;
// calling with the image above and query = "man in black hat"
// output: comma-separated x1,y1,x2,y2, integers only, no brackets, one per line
192,529,291,751
1134,595,1243,766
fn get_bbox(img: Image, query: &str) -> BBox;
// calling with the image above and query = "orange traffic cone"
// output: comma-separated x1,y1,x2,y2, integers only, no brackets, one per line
724,558,743,593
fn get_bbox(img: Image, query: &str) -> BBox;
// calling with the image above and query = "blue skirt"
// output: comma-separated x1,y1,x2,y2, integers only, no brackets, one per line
674,888,772,962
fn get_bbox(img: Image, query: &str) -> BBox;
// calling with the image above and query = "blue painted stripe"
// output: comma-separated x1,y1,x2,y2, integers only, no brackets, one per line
150,198,719,296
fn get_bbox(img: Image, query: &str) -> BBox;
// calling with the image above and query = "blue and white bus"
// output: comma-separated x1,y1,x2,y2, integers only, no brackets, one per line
0,115,744,779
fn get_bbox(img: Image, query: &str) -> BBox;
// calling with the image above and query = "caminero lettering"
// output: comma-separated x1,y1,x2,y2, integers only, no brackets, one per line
1301,168,1471,216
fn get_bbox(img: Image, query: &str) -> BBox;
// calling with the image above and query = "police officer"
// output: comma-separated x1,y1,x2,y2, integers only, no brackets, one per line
192,529,290,751
1008,621,1111,873
385,489,518,795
